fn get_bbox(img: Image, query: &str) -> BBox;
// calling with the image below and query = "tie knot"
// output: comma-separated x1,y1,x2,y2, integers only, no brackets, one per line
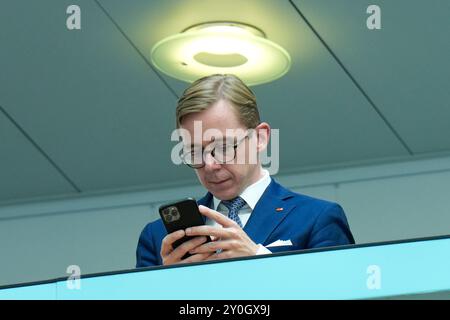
221,196,247,212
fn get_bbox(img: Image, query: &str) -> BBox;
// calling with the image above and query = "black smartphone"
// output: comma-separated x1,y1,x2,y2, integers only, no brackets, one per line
159,198,211,258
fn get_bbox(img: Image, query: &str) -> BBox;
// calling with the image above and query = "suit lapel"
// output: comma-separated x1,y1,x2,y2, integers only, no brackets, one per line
197,192,213,223
197,192,213,208
244,179,296,245
196,180,296,245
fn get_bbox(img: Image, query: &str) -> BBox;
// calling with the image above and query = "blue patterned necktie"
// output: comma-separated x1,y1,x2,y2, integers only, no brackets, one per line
221,196,247,228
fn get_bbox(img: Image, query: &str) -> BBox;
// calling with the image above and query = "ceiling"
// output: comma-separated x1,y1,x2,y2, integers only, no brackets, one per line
0,0,449,205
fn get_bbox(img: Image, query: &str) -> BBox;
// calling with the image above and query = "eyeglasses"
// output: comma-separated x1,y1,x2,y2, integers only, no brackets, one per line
181,134,250,169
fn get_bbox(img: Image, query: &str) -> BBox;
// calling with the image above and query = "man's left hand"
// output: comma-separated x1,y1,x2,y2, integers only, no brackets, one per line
186,205,259,260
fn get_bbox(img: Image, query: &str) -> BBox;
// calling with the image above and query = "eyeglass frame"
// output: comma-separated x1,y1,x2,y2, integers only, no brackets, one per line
180,131,252,169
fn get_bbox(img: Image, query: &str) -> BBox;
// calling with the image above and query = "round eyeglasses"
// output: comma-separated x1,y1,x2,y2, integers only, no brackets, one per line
181,134,249,169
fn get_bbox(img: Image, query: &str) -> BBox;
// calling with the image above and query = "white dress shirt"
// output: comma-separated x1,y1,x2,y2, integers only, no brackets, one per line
206,169,273,255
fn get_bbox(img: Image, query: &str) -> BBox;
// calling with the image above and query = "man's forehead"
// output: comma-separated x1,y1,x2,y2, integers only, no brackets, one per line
179,126,247,135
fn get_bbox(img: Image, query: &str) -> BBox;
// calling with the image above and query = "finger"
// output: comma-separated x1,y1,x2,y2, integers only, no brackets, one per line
198,205,237,228
189,240,236,254
179,252,214,264
185,225,232,238
206,250,232,261
160,230,185,257
170,236,208,261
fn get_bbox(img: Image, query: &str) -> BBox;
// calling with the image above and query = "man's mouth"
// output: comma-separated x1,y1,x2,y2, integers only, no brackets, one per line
209,178,230,185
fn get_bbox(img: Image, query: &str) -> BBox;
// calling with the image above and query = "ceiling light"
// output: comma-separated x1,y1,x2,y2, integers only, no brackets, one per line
151,22,291,86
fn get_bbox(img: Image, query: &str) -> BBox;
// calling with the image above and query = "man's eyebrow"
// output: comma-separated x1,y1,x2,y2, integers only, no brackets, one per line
185,136,221,148
187,136,235,147
187,142,208,148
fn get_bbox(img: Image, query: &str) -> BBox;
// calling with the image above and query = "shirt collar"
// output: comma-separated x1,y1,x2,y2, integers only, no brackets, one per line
213,169,271,210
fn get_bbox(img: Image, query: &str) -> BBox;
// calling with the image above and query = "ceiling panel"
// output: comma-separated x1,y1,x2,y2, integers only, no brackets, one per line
100,0,409,170
0,0,198,197
292,0,450,153
2,0,432,204
0,112,76,202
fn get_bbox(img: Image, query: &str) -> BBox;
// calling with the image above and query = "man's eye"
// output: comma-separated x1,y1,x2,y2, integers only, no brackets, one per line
224,145,235,155
214,145,227,154
190,150,203,158
185,147,201,154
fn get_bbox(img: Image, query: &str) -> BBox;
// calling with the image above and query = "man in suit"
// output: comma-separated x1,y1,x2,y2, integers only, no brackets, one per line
136,74,354,267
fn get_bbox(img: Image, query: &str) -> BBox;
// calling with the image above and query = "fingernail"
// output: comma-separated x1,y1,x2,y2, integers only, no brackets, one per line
185,228,191,235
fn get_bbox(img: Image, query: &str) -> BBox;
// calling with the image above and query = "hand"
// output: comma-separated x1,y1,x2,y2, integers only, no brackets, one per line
186,205,259,261
160,230,214,265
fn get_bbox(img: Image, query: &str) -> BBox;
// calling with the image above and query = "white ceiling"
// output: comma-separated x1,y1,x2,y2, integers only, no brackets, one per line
0,0,449,205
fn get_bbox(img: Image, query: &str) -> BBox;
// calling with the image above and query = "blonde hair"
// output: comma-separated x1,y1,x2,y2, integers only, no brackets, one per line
176,74,260,128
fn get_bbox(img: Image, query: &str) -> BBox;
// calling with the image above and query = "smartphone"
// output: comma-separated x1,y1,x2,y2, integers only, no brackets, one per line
159,198,210,258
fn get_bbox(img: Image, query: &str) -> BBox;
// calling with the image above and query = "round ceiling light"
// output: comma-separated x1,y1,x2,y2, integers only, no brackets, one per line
150,22,291,86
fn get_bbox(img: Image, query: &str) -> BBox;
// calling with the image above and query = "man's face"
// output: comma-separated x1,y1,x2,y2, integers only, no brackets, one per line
180,99,266,200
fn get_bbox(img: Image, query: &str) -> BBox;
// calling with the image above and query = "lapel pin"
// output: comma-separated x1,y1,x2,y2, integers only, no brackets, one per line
275,207,284,212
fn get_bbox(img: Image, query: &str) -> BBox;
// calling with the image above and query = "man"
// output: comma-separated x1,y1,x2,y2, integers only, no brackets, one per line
136,74,354,267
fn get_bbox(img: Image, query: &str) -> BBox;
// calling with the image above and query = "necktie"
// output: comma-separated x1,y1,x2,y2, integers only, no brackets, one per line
221,196,246,228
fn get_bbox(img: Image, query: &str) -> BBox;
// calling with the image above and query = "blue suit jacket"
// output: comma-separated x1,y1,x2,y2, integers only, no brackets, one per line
136,178,355,267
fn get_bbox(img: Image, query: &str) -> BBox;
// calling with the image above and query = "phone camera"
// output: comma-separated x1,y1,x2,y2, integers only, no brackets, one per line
162,206,180,223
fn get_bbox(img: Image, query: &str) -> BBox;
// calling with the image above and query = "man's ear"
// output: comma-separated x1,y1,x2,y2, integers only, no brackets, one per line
255,122,270,152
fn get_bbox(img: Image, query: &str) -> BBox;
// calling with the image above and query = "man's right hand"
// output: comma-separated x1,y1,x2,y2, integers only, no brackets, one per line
160,230,213,265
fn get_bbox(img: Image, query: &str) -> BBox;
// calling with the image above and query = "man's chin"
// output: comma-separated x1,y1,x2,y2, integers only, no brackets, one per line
210,187,238,201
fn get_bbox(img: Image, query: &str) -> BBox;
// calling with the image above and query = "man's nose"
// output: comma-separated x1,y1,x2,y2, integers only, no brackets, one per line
203,152,222,170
